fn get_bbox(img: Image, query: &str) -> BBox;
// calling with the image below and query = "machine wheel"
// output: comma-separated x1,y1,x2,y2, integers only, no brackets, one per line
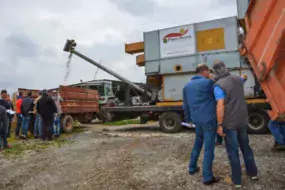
159,112,182,133
247,109,269,134
106,99,116,107
61,115,74,133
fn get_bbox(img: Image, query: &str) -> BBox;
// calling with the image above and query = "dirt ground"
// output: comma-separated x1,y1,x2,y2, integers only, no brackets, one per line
0,123,285,190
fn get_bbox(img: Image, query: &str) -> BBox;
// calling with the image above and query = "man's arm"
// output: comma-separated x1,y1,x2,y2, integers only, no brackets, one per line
214,85,226,136
216,99,225,136
182,87,191,123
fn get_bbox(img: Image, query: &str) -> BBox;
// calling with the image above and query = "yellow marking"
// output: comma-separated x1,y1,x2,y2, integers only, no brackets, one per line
156,98,267,107
156,102,183,106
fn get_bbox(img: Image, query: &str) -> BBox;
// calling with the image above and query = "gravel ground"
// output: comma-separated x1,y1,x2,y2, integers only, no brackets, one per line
0,123,284,190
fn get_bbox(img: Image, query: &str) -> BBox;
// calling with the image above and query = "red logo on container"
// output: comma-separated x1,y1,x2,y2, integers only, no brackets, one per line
163,28,190,43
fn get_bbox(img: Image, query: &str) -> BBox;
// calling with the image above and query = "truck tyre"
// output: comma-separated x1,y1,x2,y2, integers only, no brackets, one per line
106,99,116,107
159,112,182,133
247,109,269,134
139,116,148,124
61,115,74,133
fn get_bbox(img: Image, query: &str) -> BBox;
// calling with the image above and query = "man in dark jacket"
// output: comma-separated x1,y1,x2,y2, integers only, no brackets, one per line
183,64,220,185
20,91,34,139
0,105,8,151
37,89,58,141
5,94,14,138
0,90,10,110
212,61,257,188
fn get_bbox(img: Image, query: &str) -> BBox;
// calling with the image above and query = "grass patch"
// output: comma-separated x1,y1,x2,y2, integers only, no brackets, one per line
103,119,140,126
2,126,86,159
3,138,76,158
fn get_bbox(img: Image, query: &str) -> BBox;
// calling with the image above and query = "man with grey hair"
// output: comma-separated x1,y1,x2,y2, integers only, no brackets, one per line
212,60,258,188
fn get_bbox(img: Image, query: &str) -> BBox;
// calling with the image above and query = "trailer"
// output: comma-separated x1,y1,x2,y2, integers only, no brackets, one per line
17,85,100,133
58,85,100,132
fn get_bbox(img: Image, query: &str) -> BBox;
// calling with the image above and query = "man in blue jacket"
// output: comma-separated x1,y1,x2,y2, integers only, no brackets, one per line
183,64,220,185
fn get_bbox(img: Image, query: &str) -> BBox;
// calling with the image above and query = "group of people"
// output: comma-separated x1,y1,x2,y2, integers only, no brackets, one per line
183,61,258,188
0,89,63,151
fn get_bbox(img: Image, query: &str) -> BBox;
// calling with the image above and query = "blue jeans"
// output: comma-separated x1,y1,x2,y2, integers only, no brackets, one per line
7,116,11,138
15,113,22,137
53,114,61,135
34,114,42,137
224,126,258,185
0,121,8,148
189,122,217,182
22,115,31,136
268,120,285,145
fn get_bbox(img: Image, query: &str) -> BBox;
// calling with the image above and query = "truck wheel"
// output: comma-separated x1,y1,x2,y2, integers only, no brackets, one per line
140,116,148,124
159,112,182,133
248,109,269,134
61,115,74,133
106,99,116,107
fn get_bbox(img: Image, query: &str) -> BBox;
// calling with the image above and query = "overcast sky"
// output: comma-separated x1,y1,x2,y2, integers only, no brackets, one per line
0,0,237,94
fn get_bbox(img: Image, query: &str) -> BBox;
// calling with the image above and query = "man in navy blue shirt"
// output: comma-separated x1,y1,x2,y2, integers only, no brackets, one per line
183,64,220,185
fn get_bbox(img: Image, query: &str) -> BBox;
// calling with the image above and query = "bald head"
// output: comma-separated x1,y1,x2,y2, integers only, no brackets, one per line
195,64,209,74
195,63,210,78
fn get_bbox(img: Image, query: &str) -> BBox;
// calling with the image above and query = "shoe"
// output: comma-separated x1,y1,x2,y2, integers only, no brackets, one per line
271,142,285,151
4,145,12,149
203,176,220,185
215,142,222,146
189,167,200,175
225,176,242,188
250,176,258,181
20,135,27,140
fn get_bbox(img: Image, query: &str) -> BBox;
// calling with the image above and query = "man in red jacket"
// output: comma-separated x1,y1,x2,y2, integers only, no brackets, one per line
15,92,24,138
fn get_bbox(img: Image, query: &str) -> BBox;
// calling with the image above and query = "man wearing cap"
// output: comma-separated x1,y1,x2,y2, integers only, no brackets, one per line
183,63,220,185
212,60,258,188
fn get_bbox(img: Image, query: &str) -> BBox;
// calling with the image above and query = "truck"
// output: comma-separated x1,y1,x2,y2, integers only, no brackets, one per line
62,0,285,134
17,85,100,133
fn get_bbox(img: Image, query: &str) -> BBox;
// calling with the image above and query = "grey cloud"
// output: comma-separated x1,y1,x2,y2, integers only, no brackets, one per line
5,33,39,58
110,0,158,16
41,48,58,57
0,0,239,92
